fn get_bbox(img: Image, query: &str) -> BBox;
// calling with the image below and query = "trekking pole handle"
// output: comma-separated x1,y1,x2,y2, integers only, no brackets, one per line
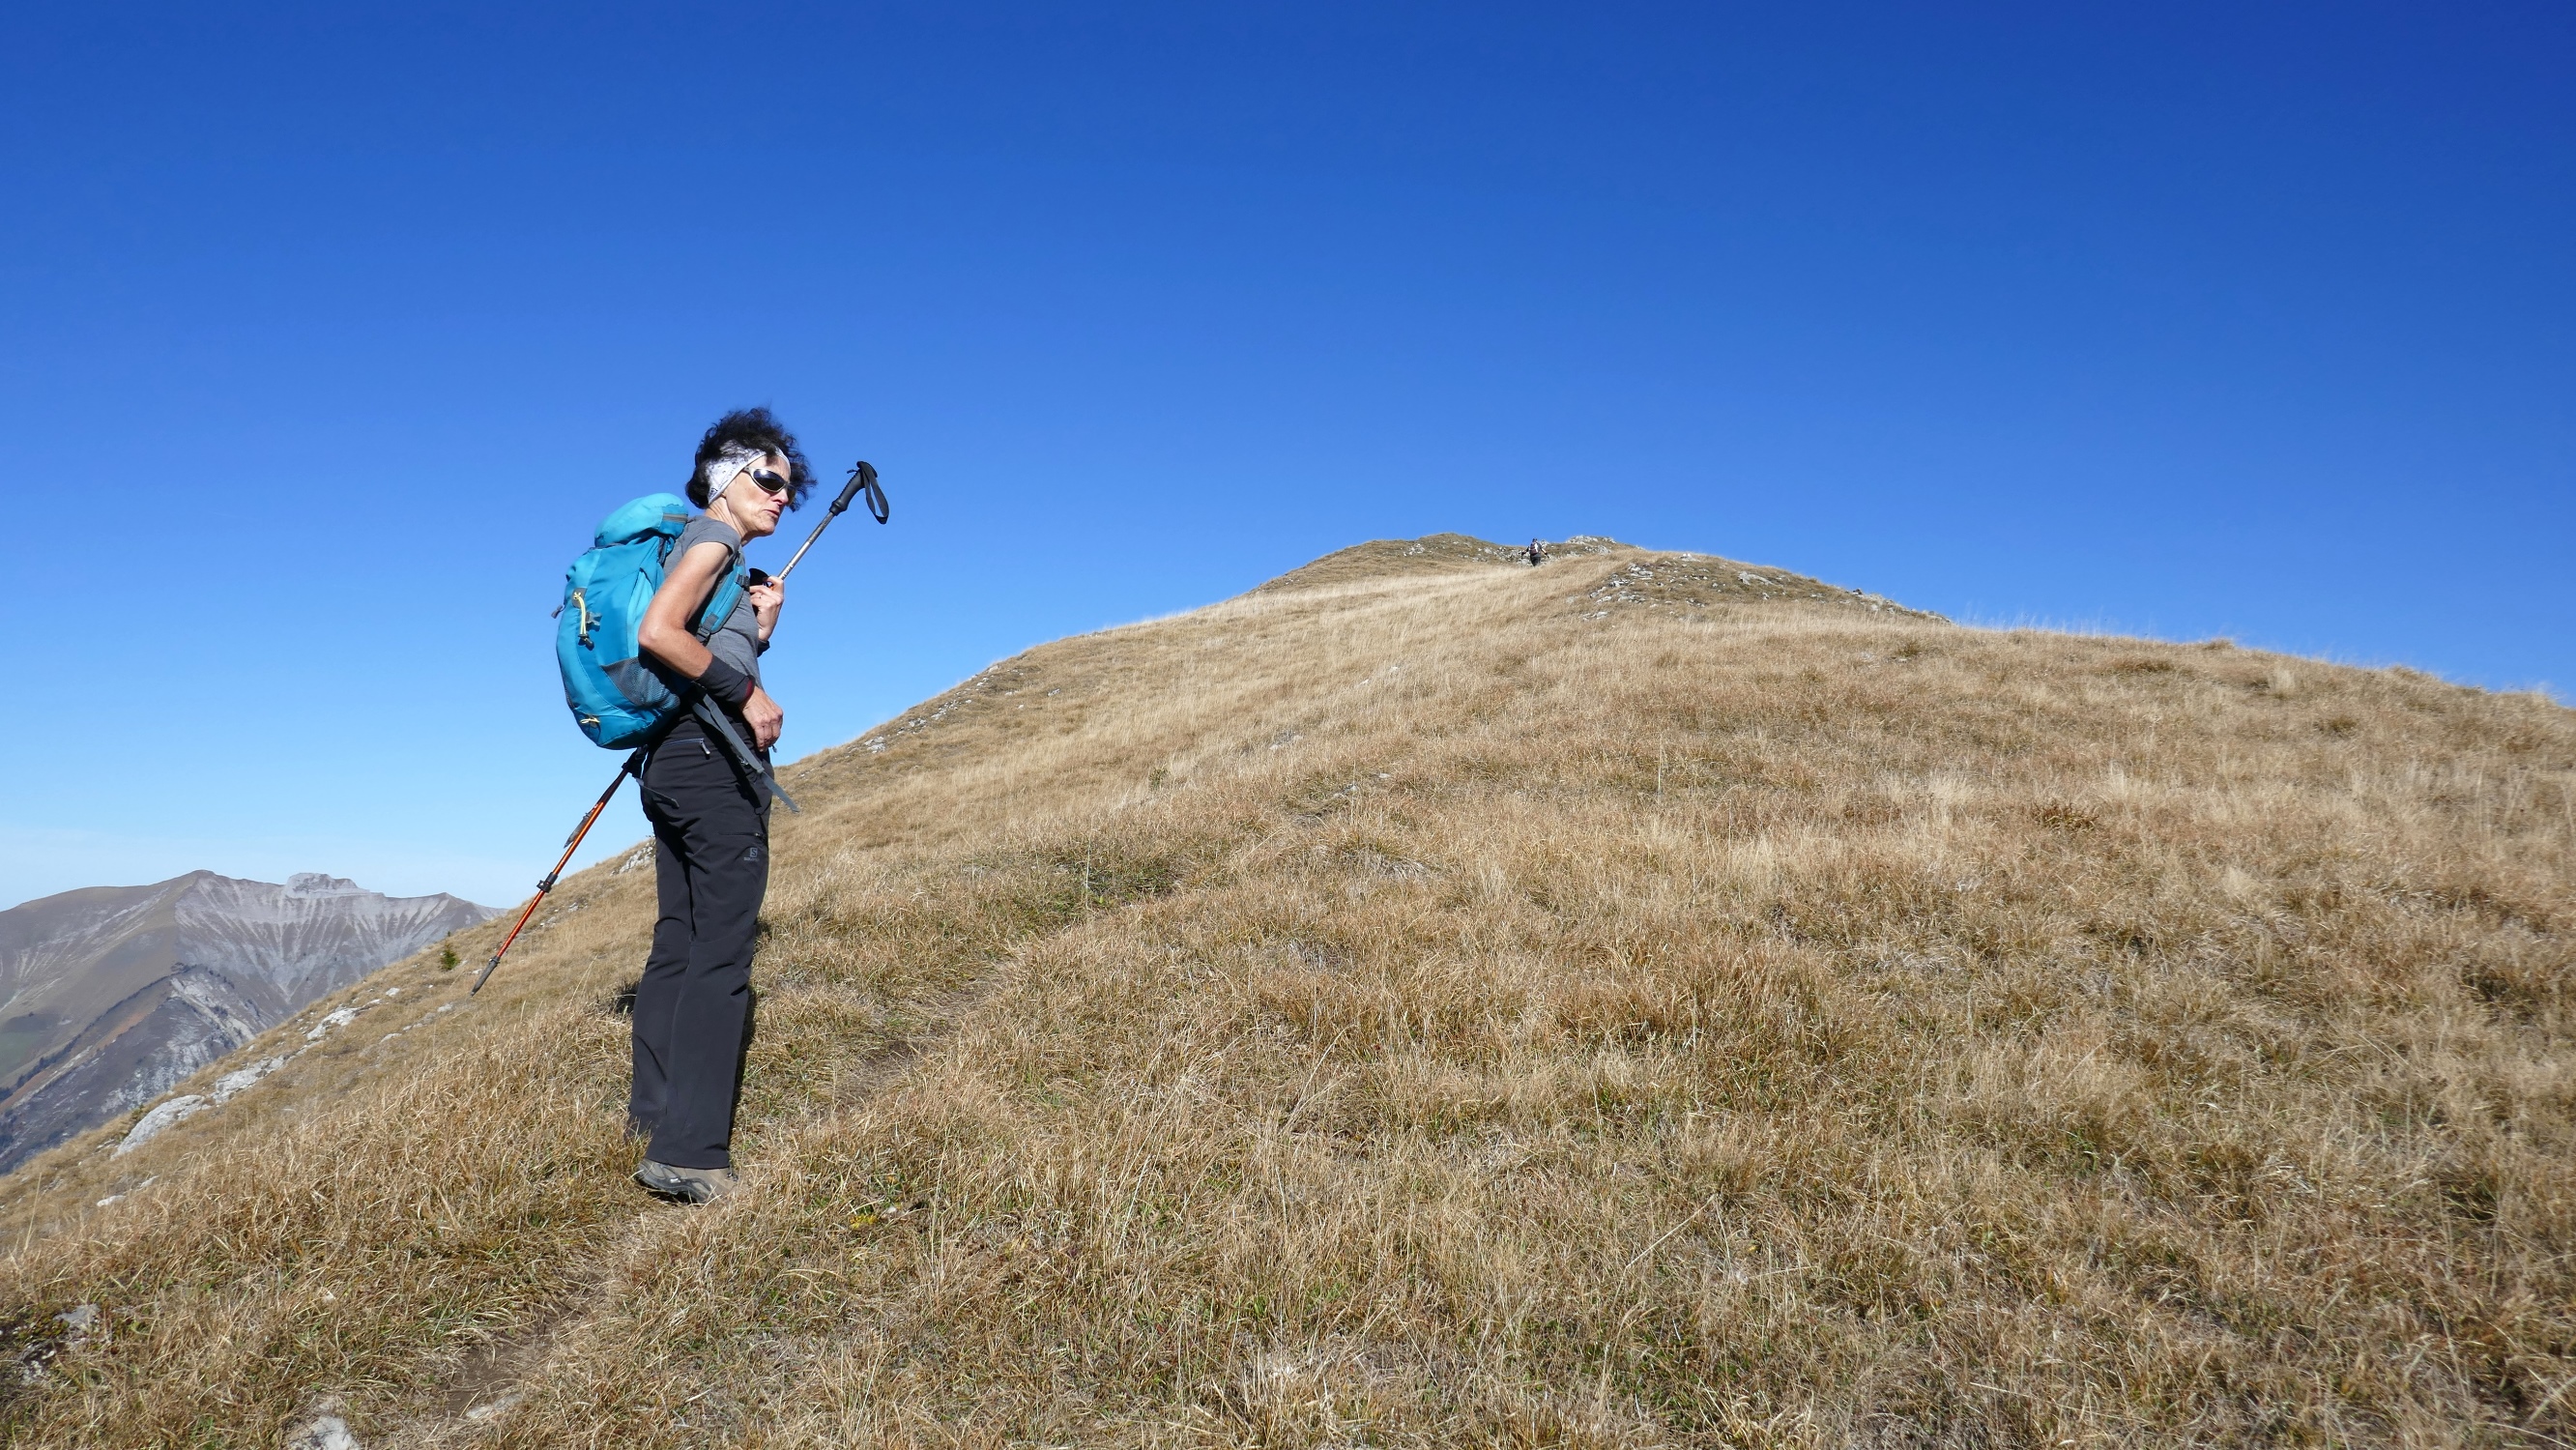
834,460,887,522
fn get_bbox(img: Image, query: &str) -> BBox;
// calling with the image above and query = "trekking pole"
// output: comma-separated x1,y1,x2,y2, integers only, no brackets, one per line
470,754,641,993
776,461,886,580
471,460,890,996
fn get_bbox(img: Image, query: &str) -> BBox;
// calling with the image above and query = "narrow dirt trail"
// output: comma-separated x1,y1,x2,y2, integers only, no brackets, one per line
394,965,1016,1446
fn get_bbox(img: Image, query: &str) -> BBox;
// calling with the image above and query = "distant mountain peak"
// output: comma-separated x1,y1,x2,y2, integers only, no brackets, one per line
0,872,493,1173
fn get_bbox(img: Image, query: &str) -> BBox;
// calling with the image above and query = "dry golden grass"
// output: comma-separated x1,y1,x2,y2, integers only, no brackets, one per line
0,538,2568,1447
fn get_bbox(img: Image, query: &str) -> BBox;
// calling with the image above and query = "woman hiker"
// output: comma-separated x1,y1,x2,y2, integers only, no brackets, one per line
627,407,811,1204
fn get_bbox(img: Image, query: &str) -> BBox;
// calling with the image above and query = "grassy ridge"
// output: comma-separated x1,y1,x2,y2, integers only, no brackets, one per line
0,541,2567,1446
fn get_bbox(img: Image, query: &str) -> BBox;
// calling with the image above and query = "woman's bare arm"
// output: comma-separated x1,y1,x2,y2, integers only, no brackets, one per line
639,540,784,748
637,540,732,678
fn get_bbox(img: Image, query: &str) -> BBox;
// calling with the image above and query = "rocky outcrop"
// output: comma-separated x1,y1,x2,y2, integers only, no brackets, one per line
0,873,491,1172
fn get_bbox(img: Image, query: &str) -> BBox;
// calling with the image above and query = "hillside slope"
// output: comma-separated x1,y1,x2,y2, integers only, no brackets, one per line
0,874,492,1173
0,538,2567,1447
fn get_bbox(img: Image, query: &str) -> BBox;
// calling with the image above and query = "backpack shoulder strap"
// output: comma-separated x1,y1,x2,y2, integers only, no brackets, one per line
687,534,749,643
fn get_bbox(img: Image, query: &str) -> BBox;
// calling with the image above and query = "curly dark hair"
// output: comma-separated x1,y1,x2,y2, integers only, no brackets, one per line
686,406,815,509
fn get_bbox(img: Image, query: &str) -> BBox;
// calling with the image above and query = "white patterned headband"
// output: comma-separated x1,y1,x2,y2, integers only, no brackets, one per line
701,444,772,507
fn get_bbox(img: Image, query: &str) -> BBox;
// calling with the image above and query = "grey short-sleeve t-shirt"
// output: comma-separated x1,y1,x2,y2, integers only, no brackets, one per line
672,515,762,688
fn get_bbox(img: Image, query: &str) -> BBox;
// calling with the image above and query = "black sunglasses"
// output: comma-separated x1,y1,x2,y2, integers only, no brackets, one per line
745,467,792,496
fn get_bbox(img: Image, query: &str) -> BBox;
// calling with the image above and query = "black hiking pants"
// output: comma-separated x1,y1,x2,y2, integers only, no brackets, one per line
630,728,769,1171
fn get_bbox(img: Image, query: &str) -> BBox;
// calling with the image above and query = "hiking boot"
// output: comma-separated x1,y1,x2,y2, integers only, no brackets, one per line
633,1158,738,1204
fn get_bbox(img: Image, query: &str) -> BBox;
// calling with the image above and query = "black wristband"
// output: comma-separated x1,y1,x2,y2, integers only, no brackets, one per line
694,655,755,710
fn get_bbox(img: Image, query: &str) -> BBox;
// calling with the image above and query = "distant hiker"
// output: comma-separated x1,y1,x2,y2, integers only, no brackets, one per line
626,408,812,1204
1527,538,1546,567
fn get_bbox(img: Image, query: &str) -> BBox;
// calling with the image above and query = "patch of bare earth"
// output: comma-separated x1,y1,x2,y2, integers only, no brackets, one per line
0,539,2567,1447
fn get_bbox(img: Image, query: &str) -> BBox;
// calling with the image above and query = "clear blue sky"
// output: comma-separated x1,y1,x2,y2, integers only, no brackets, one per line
7,4,2569,911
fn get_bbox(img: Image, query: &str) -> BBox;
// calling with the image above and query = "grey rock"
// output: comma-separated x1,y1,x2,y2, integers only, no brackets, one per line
114,1094,207,1154
284,1413,360,1450
304,1006,364,1042
211,1057,287,1103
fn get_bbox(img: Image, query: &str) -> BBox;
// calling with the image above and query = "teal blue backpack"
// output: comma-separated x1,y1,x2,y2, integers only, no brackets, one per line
556,494,750,749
